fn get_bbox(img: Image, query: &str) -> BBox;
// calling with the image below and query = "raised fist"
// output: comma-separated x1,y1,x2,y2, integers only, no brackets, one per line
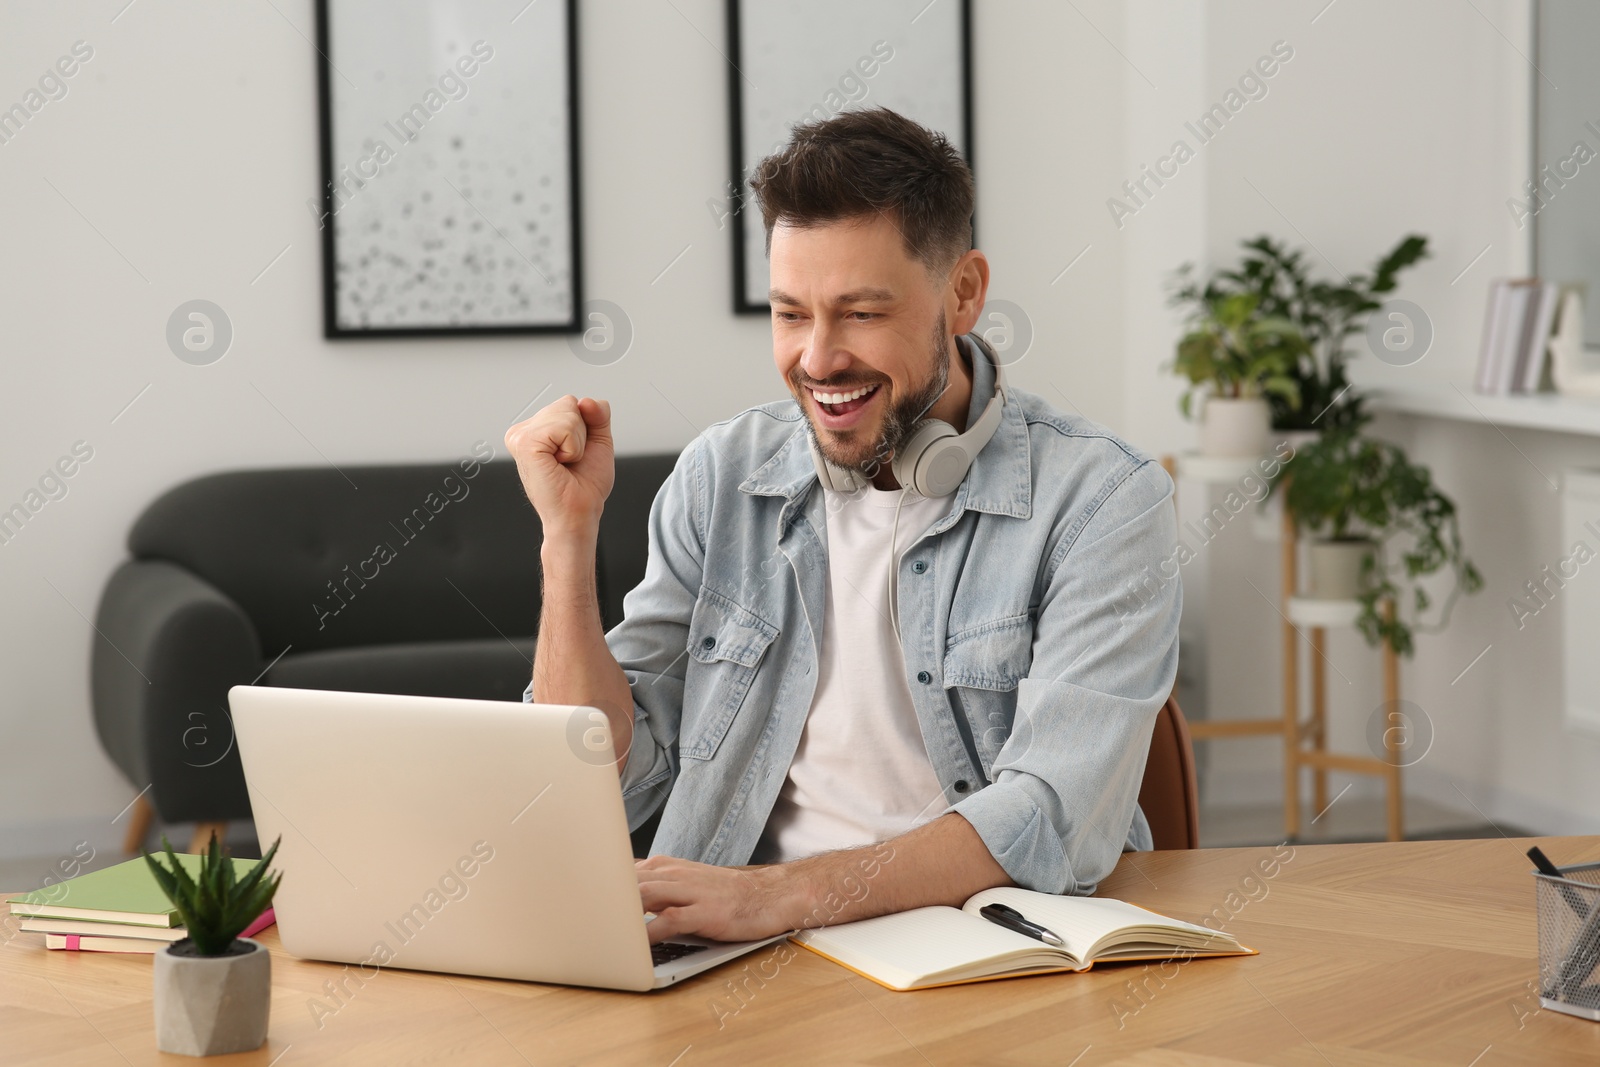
504,395,615,538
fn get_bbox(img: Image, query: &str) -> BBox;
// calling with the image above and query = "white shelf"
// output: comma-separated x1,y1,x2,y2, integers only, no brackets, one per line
1286,596,1363,628
1369,386,1600,437
1174,452,1267,484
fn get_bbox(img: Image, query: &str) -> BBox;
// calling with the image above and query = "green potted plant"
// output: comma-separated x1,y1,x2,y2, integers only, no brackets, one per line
1270,427,1482,656
143,835,282,1057
1172,234,1430,434
1167,289,1306,456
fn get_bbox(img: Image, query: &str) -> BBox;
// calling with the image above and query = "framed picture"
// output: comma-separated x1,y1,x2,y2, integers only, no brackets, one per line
314,0,581,337
725,0,973,315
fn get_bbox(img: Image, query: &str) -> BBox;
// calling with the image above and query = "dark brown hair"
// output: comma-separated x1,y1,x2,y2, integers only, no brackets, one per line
749,107,974,277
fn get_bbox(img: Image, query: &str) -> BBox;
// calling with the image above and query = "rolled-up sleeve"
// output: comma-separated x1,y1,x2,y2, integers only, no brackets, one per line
524,439,708,831
950,458,1181,895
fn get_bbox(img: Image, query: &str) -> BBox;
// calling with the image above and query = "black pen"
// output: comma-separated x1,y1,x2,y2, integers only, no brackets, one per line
1528,846,1588,918
979,903,1066,948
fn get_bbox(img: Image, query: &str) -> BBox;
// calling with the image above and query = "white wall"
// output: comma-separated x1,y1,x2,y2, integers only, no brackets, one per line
0,0,1135,857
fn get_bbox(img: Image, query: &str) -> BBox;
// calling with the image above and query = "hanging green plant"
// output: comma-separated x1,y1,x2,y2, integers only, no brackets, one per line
1270,427,1483,657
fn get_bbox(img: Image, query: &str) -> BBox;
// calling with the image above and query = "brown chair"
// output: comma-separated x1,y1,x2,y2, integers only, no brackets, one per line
1138,696,1200,850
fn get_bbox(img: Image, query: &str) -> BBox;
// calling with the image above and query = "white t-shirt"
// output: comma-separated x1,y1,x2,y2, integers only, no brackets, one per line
751,483,952,864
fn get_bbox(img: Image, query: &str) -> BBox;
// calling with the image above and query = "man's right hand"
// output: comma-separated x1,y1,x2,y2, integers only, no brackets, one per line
505,395,615,539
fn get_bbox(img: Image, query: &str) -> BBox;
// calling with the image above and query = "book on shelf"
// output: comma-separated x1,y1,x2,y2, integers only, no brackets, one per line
6,854,263,928
789,886,1254,992
1476,278,1559,395
1474,280,1513,394
1514,281,1559,393
40,909,276,954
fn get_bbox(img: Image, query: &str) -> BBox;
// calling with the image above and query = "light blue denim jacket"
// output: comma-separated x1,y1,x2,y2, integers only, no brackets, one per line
531,334,1181,895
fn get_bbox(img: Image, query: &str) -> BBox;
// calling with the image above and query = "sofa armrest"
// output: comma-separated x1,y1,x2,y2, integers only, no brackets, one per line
92,560,263,823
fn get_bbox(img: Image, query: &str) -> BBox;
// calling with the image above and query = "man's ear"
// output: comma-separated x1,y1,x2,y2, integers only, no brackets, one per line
946,249,990,336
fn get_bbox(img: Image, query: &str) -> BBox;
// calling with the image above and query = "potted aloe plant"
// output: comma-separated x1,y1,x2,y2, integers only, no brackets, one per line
143,835,282,1057
1166,289,1305,457
1269,426,1482,656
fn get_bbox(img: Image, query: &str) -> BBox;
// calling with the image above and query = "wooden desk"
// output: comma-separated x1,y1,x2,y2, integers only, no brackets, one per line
5,836,1598,1065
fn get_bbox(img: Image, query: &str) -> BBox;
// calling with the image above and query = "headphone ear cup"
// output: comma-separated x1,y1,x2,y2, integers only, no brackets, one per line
915,437,980,498
893,420,962,497
884,336,1008,497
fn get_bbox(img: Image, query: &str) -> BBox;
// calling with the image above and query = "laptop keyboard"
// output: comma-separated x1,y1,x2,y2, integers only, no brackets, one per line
652,941,709,967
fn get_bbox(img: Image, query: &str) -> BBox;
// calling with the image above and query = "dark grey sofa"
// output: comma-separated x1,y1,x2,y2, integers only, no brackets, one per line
91,454,678,853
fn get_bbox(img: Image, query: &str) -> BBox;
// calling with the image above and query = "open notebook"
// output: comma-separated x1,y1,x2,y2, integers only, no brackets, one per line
791,887,1255,991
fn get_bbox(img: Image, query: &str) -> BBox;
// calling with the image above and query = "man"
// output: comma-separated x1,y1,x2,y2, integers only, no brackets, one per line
506,107,1179,946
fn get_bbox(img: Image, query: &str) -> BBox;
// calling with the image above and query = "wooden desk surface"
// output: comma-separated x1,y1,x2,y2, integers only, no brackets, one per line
4,835,1598,1065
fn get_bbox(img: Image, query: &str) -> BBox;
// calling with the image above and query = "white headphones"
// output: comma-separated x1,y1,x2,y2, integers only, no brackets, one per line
809,333,1008,498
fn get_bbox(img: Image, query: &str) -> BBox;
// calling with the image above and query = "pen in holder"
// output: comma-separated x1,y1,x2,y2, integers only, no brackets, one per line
1533,857,1600,1022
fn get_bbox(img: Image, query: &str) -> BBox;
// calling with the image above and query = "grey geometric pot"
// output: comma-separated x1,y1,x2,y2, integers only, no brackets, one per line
153,938,270,1056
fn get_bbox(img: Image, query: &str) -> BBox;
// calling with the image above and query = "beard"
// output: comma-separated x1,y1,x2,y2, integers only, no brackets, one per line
795,309,952,477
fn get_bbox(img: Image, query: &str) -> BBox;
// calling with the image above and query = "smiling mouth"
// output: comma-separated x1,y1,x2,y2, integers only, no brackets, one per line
809,382,881,418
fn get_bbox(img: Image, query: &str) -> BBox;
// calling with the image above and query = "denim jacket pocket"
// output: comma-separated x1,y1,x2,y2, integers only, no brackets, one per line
678,588,779,761
944,614,1033,778
942,613,1033,691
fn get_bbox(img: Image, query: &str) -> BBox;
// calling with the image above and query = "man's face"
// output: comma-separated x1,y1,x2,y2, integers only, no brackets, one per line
769,215,952,474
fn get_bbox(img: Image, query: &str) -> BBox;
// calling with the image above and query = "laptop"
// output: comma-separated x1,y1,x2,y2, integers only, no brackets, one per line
228,686,788,991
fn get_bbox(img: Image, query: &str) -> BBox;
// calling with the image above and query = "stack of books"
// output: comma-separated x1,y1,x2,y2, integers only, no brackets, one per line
1475,277,1560,395
6,854,274,954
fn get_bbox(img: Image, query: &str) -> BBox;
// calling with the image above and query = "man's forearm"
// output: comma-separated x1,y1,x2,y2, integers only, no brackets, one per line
533,534,635,773
638,812,1016,945
772,813,1013,930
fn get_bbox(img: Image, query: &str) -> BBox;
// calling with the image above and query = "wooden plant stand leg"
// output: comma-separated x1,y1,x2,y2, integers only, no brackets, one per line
122,793,154,854
1383,601,1404,842
189,822,228,854
1282,492,1301,841
1310,626,1329,817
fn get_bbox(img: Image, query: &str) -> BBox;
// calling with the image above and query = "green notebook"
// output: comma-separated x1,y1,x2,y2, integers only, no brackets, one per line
6,855,260,928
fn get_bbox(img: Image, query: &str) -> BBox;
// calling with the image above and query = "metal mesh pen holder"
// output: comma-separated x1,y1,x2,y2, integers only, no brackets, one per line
1535,859,1600,1021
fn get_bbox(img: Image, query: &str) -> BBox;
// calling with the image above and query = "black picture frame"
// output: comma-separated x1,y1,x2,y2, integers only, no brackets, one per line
725,0,974,316
314,0,583,338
